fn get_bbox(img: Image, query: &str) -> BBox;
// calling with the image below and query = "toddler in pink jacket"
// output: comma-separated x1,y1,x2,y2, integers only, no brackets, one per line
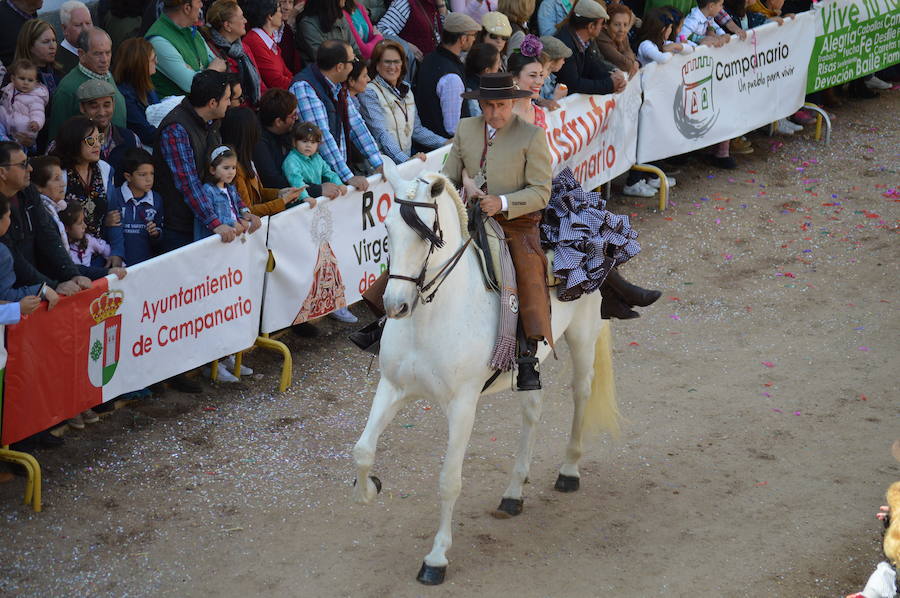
0,59,49,147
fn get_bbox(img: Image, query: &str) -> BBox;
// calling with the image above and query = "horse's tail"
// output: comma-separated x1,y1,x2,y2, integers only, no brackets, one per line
581,322,620,438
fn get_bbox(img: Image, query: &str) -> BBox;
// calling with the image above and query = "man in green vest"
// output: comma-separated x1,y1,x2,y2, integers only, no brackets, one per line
146,0,227,98
46,27,128,140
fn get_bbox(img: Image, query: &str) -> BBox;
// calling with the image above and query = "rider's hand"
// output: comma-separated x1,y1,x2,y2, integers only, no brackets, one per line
479,195,502,217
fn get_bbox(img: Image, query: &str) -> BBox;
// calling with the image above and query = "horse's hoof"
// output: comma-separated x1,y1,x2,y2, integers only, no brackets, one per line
491,497,523,518
370,475,382,494
416,562,447,585
554,474,580,493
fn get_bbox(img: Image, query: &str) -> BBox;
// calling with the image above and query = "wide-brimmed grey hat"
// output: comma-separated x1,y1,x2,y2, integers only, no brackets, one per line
461,72,533,100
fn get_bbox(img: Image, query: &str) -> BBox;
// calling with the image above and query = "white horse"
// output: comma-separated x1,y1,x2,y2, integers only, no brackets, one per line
351,158,619,585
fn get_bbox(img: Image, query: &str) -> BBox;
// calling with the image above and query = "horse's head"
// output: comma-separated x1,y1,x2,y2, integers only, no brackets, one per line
382,156,447,319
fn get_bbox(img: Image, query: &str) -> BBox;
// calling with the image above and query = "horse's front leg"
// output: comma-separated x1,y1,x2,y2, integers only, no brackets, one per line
493,389,543,517
352,377,407,504
417,393,479,585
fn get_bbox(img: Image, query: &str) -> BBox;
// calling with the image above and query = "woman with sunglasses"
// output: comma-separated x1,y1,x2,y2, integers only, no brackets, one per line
51,115,123,269
476,11,511,67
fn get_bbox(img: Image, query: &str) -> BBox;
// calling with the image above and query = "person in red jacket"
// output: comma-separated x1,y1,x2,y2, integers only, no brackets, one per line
242,0,294,89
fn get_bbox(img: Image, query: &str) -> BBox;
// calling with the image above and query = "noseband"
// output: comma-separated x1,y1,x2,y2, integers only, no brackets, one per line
388,178,473,308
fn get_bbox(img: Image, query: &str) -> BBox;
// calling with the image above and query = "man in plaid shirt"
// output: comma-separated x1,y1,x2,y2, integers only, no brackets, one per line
290,40,382,191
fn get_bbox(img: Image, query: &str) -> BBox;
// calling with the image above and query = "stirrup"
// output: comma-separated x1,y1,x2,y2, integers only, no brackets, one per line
348,318,384,354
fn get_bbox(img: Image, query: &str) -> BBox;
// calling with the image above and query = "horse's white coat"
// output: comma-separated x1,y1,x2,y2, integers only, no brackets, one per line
352,159,615,576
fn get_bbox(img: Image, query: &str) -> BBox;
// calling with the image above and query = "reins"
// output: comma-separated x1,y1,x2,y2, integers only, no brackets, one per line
388,179,475,308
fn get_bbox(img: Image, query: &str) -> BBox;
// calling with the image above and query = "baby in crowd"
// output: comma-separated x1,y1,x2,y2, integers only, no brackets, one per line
0,59,49,149
59,203,127,280
106,148,164,265
282,121,346,204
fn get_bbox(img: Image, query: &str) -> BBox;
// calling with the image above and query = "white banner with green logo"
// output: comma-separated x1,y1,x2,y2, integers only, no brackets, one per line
636,14,816,163
807,0,900,93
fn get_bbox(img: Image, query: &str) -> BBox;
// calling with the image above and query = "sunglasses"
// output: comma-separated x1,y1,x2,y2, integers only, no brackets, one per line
83,135,101,146
488,33,510,41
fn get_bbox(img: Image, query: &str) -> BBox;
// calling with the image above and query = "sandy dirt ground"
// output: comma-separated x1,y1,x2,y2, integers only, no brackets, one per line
1,93,898,598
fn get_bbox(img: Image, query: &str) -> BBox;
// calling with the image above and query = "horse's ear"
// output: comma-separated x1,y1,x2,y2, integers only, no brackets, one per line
429,178,445,198
382,155,401,190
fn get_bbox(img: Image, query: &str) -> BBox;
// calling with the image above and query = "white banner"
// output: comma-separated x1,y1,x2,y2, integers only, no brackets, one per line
261,152,447,333
101,223,269,398
545,75,641,187
636,13,816,163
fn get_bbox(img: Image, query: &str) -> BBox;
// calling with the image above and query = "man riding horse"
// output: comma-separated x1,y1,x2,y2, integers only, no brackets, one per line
352,73,554,391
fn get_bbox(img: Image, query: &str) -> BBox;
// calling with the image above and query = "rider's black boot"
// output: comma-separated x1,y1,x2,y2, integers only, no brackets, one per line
604,269,661,308
348,318,384,354
516,340,541,391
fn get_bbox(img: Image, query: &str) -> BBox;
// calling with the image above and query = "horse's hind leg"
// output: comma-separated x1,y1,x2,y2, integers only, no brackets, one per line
493,389,543,518
417,394,479,585
556,318,599,492
352,378,407,505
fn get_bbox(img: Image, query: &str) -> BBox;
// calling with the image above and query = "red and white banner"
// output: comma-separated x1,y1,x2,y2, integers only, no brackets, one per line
545,75,641,189
637,13,816,163
1,225,268,445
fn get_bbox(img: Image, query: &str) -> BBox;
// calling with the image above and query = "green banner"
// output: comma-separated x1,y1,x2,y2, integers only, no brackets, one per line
807,0,900,93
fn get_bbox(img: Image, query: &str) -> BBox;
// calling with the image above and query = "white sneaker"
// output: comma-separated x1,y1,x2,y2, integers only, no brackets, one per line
202,364,240,383
775,118,796,135
622,180,656,197
329,306,358,323
647,175,676,189
224,354,253,376
865,76,891,90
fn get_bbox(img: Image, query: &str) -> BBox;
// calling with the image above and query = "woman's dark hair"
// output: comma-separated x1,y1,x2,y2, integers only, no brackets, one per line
637,7,677,49
30,155,61,187
301,0,343,34
507,51,542,77
368,39,408,82
220,107,260,178
240,0,278,30
465,43,500,79
291,121,323,143
51,116,98,169
723,0,747,19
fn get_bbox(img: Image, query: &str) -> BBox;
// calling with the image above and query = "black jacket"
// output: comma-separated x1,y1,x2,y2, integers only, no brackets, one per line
0,1,35,67
0,185,79,288
253,124,322,197
415,46,467,139
554,26,615,96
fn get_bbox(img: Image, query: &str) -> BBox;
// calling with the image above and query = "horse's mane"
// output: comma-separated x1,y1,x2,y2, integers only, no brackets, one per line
423,173,468,237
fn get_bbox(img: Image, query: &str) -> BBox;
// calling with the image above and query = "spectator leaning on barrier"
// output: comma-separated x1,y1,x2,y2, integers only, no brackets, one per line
0,141,91,297
0,192,60,310
595,4,639,77
154,69,239,251
57,1,94,75
0,0,41,68
290,40,380,190
112,38,163,146
47,28,128,140
415,13,480,139
359,39,448,165
554,0,626,95
252,87,300,190
146,0,227,99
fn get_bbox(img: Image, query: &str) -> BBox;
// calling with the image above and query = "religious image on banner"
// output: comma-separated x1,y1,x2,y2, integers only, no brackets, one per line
293,205,348,323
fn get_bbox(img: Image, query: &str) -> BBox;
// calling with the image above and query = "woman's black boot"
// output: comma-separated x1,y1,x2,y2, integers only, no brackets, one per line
604,269,661,308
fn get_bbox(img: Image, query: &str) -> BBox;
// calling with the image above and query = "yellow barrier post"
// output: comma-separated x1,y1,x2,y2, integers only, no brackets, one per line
630,163,669,211
253,250,293,392
0,445,42,512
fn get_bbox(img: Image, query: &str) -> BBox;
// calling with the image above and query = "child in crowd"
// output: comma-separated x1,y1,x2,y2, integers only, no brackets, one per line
106,148,164,265
199,145,245,242
281,122,360,325
0,59,49,149
682,0,731,47
282,122,345,204
636,8,691,66
0,193,59,308
30,155,68,246
59,203,127,281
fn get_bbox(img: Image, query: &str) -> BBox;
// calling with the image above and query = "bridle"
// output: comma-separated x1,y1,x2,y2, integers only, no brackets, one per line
388,178,474,308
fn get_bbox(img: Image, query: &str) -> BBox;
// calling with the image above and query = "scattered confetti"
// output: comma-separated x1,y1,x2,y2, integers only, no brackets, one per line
762,362,775,368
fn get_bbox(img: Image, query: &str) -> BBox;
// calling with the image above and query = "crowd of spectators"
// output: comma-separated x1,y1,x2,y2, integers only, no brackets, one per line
0,0,893,449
